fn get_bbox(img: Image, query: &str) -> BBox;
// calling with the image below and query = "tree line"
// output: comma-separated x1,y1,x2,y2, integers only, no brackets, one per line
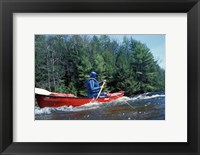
35,35,165,96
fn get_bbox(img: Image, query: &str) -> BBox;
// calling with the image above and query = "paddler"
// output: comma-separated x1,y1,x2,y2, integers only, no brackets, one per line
86,71,107,98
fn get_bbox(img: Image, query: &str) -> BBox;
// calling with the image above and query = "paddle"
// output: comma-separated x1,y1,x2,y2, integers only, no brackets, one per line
96,80,106,100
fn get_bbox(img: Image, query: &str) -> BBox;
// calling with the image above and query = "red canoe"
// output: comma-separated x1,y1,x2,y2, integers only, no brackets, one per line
36,91,124,108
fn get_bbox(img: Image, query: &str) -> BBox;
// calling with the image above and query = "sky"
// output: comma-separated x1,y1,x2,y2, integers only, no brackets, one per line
108,35,165,69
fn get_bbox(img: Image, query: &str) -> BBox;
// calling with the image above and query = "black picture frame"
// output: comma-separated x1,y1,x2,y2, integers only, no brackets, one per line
0,0,200,154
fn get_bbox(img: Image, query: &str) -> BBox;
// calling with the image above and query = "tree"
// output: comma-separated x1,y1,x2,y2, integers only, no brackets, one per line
130,40,159,93
35,35,50,89
35,35,165,96
77,55,92,96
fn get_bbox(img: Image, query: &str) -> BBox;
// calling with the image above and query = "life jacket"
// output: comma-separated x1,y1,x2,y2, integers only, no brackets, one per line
86,78,100,97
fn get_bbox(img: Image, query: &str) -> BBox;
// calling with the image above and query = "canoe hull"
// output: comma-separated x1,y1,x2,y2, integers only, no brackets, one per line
36,91,124,108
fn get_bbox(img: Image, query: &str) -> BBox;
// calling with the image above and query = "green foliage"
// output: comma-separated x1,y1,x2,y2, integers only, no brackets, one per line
66,82,78,96
77,55,92,96
55,83,67,93
35,35,165,96
129,40,161,93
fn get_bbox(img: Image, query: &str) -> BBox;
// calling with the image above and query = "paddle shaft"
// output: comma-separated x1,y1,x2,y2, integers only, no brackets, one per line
96,81,106,99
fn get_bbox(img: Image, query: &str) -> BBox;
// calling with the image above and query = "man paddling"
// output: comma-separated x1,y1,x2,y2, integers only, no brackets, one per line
86,71,107,98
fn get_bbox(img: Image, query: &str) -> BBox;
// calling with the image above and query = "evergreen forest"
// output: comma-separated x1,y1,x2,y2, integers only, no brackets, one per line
35,35,165,96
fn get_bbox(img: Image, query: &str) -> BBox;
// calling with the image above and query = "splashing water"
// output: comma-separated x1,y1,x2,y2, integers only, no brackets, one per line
35,92,165,120
35,100,105,115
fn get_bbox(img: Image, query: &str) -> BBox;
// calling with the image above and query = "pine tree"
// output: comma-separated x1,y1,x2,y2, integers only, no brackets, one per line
35,35,50,90
77,55,92,96
130,40,159,93
35,35,165,96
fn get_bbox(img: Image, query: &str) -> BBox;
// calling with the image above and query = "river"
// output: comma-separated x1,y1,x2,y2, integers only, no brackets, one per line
35,92,165,120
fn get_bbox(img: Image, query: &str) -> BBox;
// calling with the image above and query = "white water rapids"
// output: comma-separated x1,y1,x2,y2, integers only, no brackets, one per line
35,93,165,116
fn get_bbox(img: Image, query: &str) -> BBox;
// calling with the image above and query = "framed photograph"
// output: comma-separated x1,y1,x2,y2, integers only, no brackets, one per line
34,34,165,121
0,0,200,154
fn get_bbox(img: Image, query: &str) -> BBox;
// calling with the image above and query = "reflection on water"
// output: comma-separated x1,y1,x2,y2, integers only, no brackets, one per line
35,92,165,120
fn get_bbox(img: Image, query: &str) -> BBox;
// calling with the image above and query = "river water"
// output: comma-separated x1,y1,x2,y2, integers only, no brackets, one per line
35,92,165,120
